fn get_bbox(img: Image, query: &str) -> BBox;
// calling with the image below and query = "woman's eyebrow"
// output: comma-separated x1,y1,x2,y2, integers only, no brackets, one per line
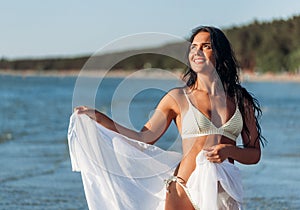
191,42,211,45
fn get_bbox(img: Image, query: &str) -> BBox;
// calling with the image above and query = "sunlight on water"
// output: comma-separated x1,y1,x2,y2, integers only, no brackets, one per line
0,76,299,209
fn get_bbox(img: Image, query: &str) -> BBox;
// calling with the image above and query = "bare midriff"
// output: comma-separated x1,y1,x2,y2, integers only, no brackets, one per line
176,135,236,184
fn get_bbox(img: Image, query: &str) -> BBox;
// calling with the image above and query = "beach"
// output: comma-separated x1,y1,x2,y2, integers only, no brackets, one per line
1,69,300,82
1,75,299,209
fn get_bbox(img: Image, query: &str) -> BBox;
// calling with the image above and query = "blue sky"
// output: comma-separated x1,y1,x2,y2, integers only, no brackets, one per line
1,0,300,59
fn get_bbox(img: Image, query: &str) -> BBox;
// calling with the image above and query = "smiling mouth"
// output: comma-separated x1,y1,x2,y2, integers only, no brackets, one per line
193,58,206,64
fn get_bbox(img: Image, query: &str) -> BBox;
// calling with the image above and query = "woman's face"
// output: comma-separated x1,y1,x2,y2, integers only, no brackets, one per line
188,31,215,73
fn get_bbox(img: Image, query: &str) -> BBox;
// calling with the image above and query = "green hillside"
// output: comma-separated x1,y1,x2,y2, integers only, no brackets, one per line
225,15,300,73
1,15,300,73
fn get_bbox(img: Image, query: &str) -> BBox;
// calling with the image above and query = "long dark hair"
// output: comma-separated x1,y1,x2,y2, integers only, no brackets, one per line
183,26,266,147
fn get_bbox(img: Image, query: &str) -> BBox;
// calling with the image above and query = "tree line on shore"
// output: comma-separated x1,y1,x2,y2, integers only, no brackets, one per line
1,15,300,73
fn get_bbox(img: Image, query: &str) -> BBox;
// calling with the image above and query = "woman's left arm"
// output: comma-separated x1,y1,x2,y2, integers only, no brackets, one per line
206,103,261,164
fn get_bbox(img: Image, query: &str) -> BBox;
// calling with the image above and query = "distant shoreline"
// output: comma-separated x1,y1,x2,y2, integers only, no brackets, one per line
1,69,300,82
240,71,300,83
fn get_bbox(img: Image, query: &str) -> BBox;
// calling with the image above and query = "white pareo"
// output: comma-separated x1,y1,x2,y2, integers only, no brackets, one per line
68,113,243,210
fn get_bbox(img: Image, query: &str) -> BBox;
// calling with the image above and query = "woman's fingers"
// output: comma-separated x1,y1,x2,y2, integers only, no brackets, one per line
204,146,216,157
74,106,89,113
205,144,228,163
74,106,97,121
206,155,221,163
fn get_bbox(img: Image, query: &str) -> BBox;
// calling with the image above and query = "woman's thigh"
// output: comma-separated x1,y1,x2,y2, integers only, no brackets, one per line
164,181,194,210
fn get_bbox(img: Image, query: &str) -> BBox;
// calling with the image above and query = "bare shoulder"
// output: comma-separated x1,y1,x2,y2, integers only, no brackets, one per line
157,87,186,113
167,87,186,99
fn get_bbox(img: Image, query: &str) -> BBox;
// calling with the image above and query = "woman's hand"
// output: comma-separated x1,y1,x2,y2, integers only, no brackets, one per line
205,144,232,163
74,106,98,121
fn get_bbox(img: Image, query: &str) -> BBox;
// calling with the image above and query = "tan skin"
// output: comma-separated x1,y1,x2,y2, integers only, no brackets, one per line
75,32,261,210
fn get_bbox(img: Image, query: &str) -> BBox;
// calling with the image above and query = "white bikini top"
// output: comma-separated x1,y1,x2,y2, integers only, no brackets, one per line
181,91,243,141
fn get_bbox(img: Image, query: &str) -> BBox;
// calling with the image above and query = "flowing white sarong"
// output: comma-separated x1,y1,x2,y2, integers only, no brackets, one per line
68,113,243,210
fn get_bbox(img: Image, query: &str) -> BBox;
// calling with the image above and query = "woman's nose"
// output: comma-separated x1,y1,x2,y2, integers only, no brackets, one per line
195,48,204,55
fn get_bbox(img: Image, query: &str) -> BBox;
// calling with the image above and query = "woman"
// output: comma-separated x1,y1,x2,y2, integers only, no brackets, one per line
69,26,265,210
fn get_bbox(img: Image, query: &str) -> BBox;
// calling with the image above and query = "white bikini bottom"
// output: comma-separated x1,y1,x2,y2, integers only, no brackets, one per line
68,113,243,210
164,150,243,210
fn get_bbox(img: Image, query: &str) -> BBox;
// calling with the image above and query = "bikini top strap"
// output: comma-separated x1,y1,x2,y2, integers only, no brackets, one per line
183,89,192,105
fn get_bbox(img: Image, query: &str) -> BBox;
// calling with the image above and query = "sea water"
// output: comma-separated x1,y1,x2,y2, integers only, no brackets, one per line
0,75,299,209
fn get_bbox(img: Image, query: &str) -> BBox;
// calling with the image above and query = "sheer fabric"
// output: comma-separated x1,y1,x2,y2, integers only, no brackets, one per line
68,113,243,210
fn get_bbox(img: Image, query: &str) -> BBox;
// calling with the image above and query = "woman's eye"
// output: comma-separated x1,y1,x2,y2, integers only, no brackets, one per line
203,44,211,49
190,45,196,50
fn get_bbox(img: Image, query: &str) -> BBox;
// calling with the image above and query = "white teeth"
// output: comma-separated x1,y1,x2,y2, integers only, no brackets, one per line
194,59,205,64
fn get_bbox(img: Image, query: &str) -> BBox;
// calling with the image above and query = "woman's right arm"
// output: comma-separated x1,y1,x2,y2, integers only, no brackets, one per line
75,91,179,144
75,106,144,141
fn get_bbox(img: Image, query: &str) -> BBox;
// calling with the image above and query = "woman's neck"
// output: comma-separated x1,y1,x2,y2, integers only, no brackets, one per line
194,72,225,96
